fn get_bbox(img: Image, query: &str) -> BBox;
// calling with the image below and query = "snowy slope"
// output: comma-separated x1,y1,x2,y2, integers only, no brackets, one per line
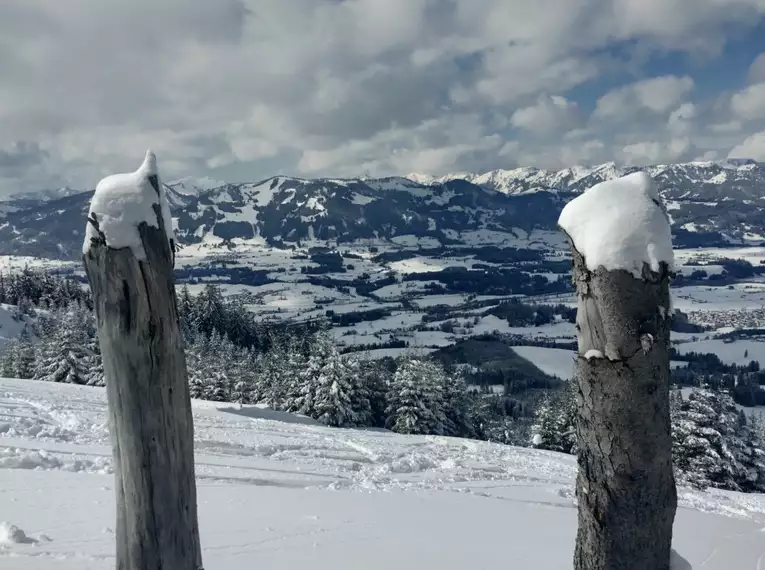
511,346,576,379
1,378,765,569
0,305,28,351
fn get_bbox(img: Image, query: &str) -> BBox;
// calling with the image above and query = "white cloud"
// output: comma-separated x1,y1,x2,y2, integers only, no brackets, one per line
594,76,695,121
748,53,765,84
731,82,765,120
621,137,692,165
709,120,743,134
510,95,580,135
729,131,765,161
695,150,719,161
0,0,764,191
667,102,697,134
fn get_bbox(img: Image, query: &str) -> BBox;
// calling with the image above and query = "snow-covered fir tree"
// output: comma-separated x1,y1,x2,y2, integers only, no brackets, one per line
34,305,91,384
311,347,356,427
358,358,390,428
728,410,765,492
671,388,745,491
84,314,104,386
385,356,447,435
1,328,35,380
192,284,227,336
530,384,577,454
259,332,291,410
287,330,334,414
186,330,212,399
442,368,474,438
345,356,373,427
280,334,311,413
229,347,256,405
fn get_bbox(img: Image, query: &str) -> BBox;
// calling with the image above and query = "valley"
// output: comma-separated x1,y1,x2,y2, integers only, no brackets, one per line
3,160,765,405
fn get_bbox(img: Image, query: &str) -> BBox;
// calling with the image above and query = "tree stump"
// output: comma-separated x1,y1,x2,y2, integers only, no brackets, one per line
559,172,678,570
82,151,203,570
570,248,677,570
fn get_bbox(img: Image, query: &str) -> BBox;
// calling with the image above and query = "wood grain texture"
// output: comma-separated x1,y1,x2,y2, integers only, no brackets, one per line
569,244,677,570
83,197,203,570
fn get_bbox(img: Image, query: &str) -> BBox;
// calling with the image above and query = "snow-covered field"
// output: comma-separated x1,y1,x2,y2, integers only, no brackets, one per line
510,346,575,379
1,378,765,569
672,283,765,312
674,338,765,366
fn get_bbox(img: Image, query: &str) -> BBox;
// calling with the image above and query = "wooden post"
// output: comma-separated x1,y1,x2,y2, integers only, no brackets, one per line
559,173,677,570
83,151,203,570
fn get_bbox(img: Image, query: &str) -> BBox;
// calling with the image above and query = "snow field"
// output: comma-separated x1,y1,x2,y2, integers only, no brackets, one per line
1,378,765,568
673,338,765,367
510,346,575,379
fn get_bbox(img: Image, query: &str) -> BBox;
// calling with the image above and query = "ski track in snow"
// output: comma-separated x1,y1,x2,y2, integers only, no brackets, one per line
1,378,765,569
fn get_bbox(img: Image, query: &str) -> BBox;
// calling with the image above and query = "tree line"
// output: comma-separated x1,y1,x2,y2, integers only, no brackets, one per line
532,384,765,493
0,272,520,441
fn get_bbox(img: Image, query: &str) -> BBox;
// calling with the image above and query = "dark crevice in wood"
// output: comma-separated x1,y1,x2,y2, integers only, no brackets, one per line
120,280,132,334
147,174,160,196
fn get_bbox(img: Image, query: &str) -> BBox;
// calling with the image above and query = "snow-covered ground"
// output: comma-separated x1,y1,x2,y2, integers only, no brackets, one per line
674,338,765,366
511,346,575,379
1,378,765,569
0,305,28,351
672,283,765,312
674,246,765,267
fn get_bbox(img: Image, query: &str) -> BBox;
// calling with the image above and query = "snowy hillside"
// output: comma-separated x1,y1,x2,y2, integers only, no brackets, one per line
1,378,764,569
0,305,28,352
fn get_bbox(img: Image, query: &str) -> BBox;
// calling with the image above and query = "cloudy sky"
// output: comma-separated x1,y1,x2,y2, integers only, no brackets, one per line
1,0,765,194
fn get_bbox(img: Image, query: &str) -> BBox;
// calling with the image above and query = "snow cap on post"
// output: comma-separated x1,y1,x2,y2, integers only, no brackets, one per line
558,172,674,279
83,149,175,261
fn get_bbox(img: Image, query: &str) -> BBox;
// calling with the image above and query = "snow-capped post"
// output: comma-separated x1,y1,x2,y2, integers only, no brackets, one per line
558,172,677,570
82,150,203,570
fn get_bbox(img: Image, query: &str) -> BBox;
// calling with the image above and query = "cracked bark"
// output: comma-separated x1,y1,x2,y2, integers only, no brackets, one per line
569,245,677,570
83,199,203,569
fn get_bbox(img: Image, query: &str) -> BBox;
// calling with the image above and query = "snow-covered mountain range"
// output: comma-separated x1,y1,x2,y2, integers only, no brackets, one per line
407,158,764,197
0,160,764,259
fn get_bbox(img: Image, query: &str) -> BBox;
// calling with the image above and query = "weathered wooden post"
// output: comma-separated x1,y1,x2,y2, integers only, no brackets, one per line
558,172,677,570
82,150,203,570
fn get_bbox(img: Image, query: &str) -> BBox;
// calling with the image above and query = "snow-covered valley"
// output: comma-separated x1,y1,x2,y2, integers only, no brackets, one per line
1,377,765,569
4,163,765,569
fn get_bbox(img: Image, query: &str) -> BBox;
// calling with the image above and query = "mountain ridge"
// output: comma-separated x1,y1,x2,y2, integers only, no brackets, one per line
0,160,763,259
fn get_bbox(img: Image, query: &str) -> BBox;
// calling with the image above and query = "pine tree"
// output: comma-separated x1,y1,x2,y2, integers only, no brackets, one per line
358,359,390,428
259,333,291,410
312,348,355,427
229,347,255,405
205,370,229,402
33,308,89,384
186,331,211,399
281,335,311,413
193,284,226,336
443,368,473,438
86,335,105,387
13,328,36,380
385,357,445,435
346,356,373,427
724,410,765,492
1,339,18,377
177,285,194,330
288,330,334,415
671,388,738,491
531,384,577,454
